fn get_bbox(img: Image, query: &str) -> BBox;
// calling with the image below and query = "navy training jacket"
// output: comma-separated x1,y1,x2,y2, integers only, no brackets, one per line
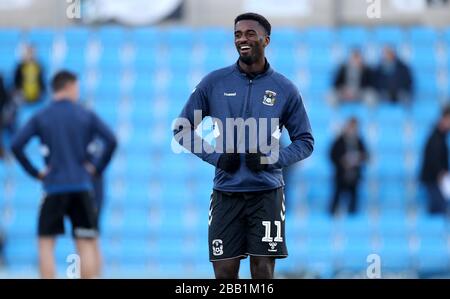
174,61,314,192
11,99,117,195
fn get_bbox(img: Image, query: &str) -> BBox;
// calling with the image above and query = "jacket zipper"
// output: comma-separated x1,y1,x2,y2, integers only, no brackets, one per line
243,79,253,117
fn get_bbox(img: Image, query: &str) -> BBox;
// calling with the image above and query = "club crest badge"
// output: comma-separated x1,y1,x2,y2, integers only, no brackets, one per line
262,90,277,106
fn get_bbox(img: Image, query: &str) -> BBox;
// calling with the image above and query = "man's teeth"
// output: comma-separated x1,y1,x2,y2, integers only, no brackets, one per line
240,46,251,50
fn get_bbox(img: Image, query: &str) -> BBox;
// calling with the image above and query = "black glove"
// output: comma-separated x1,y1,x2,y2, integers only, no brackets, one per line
245,151,268,172
217,153,240,173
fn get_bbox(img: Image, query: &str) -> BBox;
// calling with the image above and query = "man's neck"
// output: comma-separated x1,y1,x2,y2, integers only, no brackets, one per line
238,57,267,76
54,96,74,102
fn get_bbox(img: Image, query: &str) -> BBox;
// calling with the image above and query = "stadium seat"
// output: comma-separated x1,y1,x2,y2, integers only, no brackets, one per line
0,29,21,46
270,28,301,50
304,27,335,47
337,27,370,48
129,27,160,48
373,27,406,46
163,27,195,49
409,27,439,45
24,29,56,48
96,26,128,48
197,27,230,47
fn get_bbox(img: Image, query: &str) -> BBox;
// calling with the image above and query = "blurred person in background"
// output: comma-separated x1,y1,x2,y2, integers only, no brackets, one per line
14,44,46,104
331,49,375,105
419,106,450,215
11,70,117,278
373,46,413,104
329,117,368,216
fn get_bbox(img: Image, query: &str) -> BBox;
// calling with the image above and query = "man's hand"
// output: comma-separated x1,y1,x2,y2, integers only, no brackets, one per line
245,151,269,172
217,153,240,173
84,162,97,176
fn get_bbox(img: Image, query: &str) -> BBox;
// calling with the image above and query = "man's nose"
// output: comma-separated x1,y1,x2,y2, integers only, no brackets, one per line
236,35,248,44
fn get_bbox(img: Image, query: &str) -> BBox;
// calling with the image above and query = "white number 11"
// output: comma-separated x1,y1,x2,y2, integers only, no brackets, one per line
262,221,283,242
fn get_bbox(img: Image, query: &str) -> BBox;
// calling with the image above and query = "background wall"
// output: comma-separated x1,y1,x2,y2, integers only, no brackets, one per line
0,0,449,28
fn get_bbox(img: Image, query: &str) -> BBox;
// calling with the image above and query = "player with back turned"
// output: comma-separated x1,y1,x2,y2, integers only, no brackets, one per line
11,70,117,278
174,13,314,278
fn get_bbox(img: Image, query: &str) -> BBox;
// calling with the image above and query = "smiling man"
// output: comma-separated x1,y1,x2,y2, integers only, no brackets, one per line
173,13,314,279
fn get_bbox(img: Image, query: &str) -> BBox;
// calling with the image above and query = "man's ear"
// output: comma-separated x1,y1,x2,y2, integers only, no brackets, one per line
264,35,270,47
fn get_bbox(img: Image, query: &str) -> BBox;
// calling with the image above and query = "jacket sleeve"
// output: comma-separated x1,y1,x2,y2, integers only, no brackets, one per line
90,113,117,174
172,81,221,167
270,89,314,169
11,115,40,178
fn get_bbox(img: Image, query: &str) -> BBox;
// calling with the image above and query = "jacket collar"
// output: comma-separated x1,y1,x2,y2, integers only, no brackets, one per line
234,58,273,79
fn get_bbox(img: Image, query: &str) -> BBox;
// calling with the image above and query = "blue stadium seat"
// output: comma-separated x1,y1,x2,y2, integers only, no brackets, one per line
202,48,233,72
373,104,407,124
4,237,38,266
413,216,447,237
4,208,38,237
336,236,373,271
378,238,413,270
197,27,230,46
369,153,406,179
0,29,21,45
0,30,20,78
415,235,450,273
25,29,56,48
443,27,450,45
166,48,194,71
129,27,160,48
377,180,408,208
270,28,301,50
373,27,406,46
375,123,407,153
409,27,439,45
63,27,91,47
307,47,335,73
163,27,195,49
304,27,335,47
376,210,410,235
97,26,127,48
266,48,297,72
411,102,439,126
337,27,370,48
133,46,159,71
410,46,437,71
336,215,374,236
295,237,336,275
97,47,124,69
60,53,87,74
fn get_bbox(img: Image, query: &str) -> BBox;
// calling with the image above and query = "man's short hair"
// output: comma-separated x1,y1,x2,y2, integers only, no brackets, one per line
51,70,77,92
234,12,271,36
